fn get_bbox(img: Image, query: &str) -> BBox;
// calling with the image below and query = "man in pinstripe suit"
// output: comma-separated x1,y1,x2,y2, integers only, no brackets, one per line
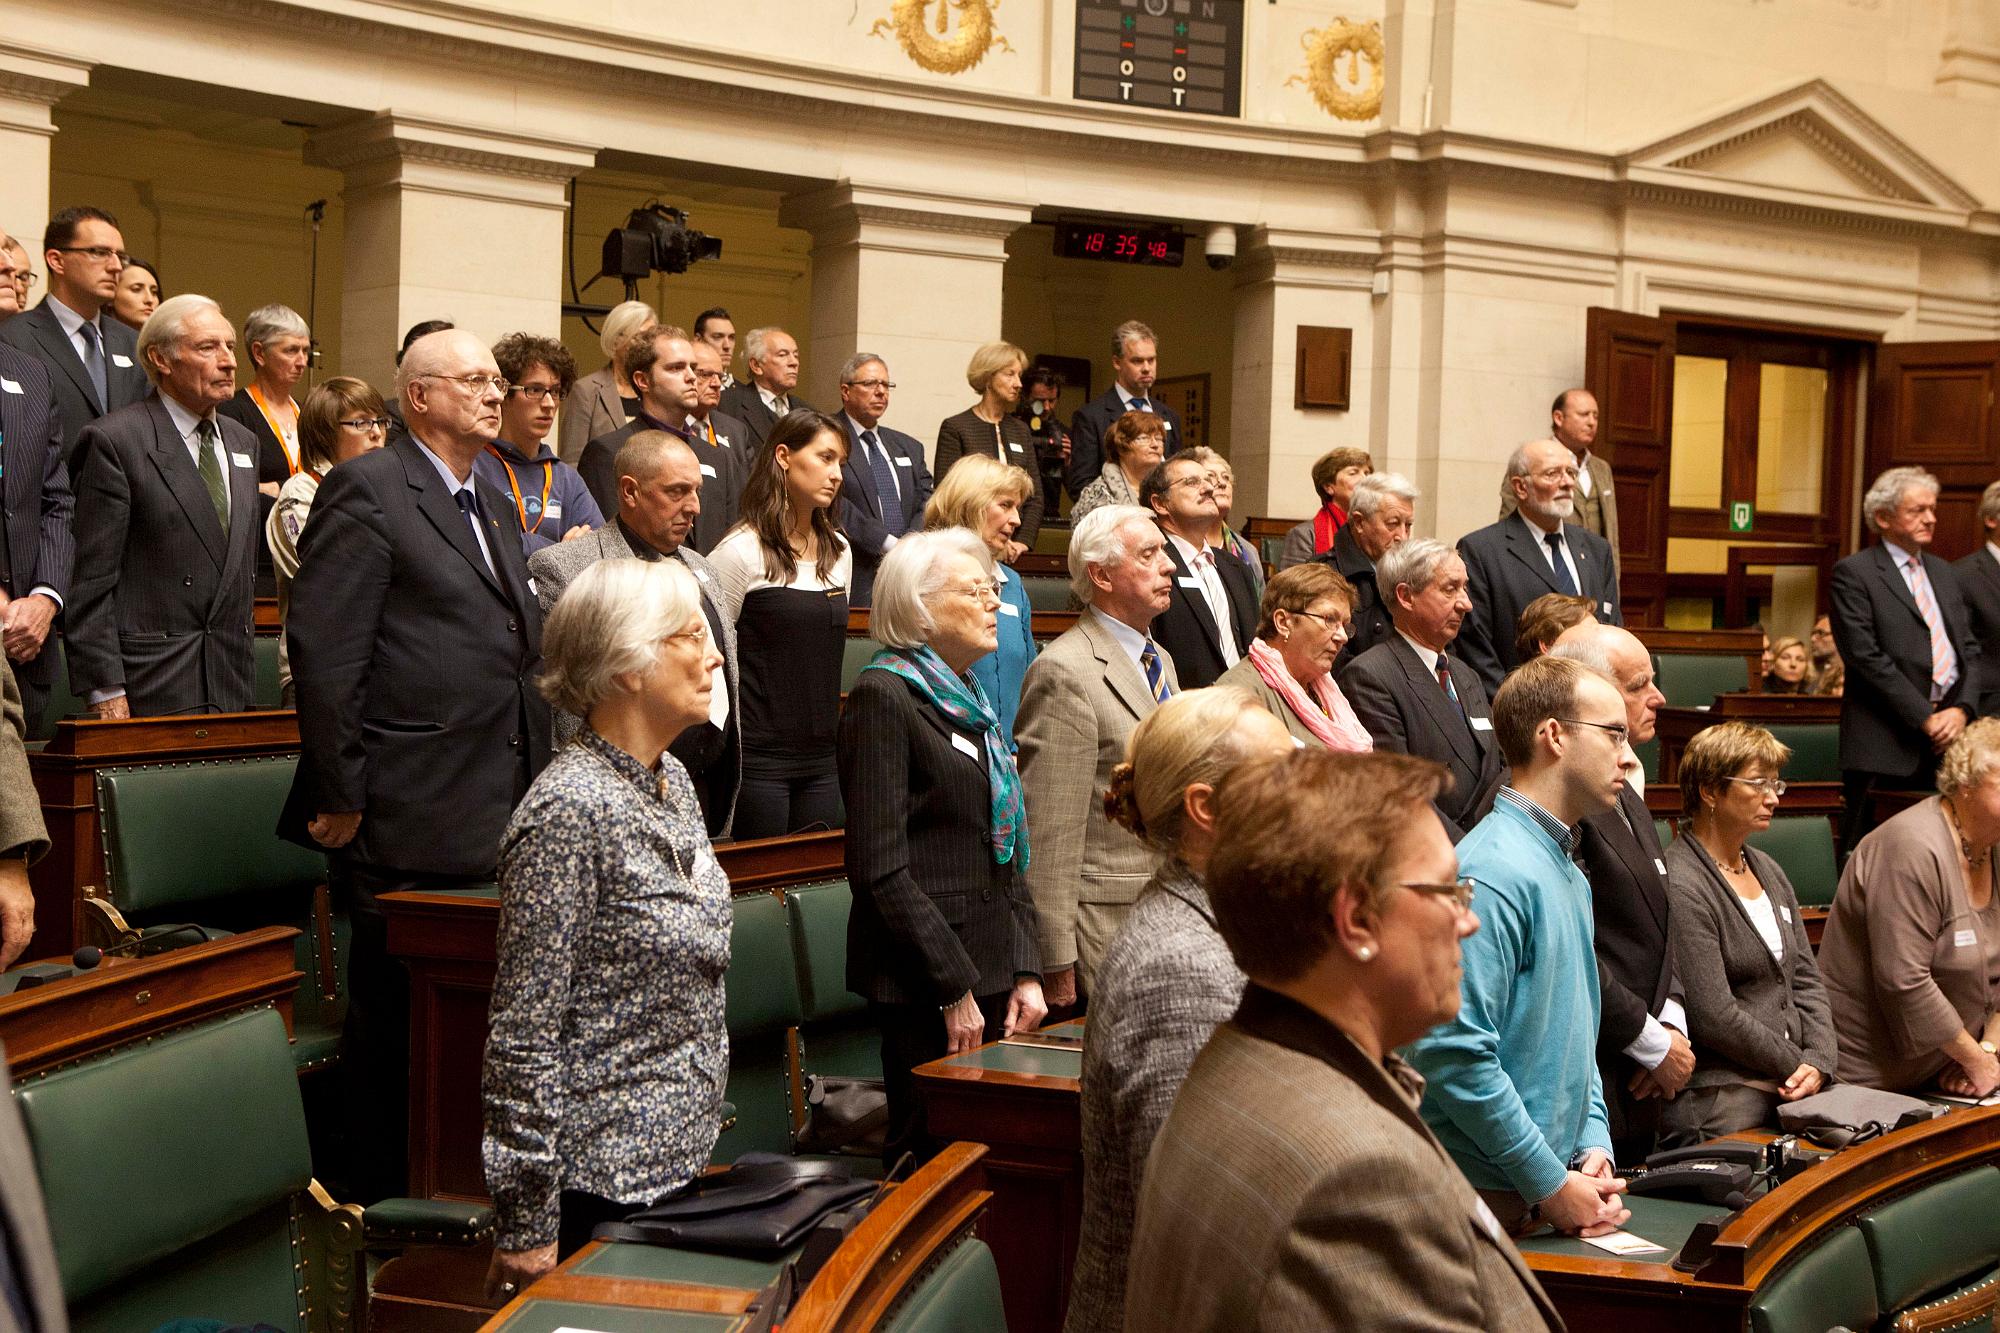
0,311,75,733
1016,505,1179,1007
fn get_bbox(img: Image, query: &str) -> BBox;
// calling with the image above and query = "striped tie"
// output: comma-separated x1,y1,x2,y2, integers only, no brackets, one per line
1905,554,1959,702
1140,639,1171,703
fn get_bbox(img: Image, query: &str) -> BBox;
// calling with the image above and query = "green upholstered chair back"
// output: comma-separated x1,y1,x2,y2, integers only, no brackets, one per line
785,880,865,1025
14,1008,314,1332
1654,653,1751,708
1021,576,1071,613
1858,1166,2000,1314
842,637,884,693
1749,1225,1878,1333
97,757,327,915
1747,816,1839,908
1632,736,1662,784
1257,534,1286,571
719,892,807,1162
882,1237,1007,1332
1766,722,1841,782
253,635,283,708
1653,818,1676,850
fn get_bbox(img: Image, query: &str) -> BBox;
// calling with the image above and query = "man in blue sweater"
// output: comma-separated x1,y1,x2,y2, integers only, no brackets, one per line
1406,653,1634,1236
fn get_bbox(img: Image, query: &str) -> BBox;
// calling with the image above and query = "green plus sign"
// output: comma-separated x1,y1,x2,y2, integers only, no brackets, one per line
1122,14,1135,28
1175,20,1188,34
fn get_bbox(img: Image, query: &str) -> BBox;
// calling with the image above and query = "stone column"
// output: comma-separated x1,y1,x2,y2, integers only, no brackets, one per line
0,43,92,262
306,114,596,392
779,184,1032,462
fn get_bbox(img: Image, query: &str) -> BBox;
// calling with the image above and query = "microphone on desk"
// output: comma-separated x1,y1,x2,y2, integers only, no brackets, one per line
72,923,222,970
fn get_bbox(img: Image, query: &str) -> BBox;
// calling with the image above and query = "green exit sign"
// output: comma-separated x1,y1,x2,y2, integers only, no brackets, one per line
1729,501,1754,533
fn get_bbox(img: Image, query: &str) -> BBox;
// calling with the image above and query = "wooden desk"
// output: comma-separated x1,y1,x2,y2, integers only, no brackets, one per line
0,925,300,1077
912,1022,1083,1333
477,1142,991,1333
30,711,301,953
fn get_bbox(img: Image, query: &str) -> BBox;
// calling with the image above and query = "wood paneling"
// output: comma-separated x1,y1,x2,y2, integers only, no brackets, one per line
1588,308,1676,625
1869,341,2000,561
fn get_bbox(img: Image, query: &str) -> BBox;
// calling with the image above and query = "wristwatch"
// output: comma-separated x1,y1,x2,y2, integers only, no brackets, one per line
1980,1040,1996,1056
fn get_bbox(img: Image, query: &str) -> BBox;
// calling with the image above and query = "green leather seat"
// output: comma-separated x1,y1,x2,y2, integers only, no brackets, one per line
1653,818,1676,850
784,880,883,1086
1020,576,1071,613
1654,653,1751,708
881,1236,1007,1332
1746,816,1838,908
1857,1166,2000,1314
1766,722,1840,782
1748,1225,1878,1333
1258,534,1286,571
253,634,283,707
842,636,884,693
718,891,806,1162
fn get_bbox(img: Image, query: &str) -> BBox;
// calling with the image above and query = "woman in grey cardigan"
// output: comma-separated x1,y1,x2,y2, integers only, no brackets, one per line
1065,687,1293,1333
1662,722,1837,1144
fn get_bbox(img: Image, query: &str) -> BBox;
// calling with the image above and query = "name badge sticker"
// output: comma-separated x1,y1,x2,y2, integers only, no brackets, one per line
999,601,1020,617
545,501,562,523
0,378,19,395
1654,858,1668,876
1780,905,1792,923
950,731,980,760
1956,928,1979,948
111,353,134,368
1469,716,1494,731
1007,442,1024,453
894,456,912,467
231,451,254,468
699,463,717,478
1177,576,1203,589
694,566,711,583
1601,601,1615,616
527,577,539,597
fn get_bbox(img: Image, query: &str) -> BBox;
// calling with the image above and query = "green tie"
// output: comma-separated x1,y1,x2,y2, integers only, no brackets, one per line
195,418,228,533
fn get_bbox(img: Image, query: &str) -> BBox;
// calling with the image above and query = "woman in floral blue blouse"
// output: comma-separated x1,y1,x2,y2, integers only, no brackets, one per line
482,556,731,1301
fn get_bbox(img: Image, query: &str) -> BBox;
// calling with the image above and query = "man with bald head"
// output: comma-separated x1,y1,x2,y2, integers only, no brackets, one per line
1550,620,1692,1162
530,430,740,836
1499,389,1618,582
281,327,550,1201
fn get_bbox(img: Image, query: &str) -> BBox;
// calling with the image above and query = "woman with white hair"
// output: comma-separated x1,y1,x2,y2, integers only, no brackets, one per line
555,299,658,464
839,527,1046,1168
217,302,312,498
481,556,731,1297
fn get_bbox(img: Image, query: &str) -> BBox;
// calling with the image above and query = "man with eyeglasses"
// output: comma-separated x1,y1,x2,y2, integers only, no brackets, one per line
1551,621,1693,1165
0,234,33,317
0,230,73,734
580,326,738,556
473,332,602,556
1498,390,1619,584
0,206,150,460
836,352,932,606
1458,437,1624,695
717,326,811,454
1406,654,1634,1239
1141,454,1256,689
1314,471,1417,678
281,327,550,1202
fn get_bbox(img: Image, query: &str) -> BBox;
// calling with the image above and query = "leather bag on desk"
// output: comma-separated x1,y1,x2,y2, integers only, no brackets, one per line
594,1153,876,1254
1777,1085,1941,1147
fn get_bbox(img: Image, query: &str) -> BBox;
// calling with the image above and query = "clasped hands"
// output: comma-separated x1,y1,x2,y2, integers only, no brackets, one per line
1536,1150,1630,1237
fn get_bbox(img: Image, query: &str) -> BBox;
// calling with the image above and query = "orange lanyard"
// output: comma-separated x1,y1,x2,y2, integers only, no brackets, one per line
485,446,553,535
247,384,300,475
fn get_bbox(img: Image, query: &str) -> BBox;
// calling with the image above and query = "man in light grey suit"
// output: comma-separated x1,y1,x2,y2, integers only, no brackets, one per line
1016,505,1178,1007
530,429,740,838
66,294,260,719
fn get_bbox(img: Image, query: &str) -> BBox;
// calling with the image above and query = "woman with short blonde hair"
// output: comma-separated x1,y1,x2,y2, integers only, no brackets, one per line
934,340,1043,554
557,299,658,463
924,455,1040,741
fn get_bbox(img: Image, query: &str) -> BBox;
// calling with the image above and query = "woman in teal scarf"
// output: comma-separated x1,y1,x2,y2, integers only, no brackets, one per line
838,527,1047,1168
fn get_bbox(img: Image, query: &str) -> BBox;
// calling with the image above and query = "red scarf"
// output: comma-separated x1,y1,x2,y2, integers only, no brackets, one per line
1312,500,1348,555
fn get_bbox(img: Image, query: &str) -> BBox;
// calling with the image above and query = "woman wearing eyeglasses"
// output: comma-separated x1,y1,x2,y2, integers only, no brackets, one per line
473,333,603,555
1661,722,1836,1143
839,528,1045,1168
266,377,390,705
1216,562,1372,752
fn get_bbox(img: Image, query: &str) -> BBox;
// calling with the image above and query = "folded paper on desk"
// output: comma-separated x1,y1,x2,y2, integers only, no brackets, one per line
1582,1231,1667,1256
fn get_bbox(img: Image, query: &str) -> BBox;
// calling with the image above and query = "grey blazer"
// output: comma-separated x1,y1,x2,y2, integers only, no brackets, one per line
1664,836,1838,1089
555,365,630,465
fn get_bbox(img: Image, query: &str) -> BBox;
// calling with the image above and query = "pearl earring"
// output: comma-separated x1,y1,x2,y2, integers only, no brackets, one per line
1357,946,1373,961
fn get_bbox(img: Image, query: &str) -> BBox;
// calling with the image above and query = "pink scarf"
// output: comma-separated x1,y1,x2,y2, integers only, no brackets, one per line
1247,638,1373,752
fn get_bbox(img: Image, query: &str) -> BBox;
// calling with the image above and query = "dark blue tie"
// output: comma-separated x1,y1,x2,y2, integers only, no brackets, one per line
454,489,495,576
78,320,108,411
1545,531,1578,595
862,430,905,536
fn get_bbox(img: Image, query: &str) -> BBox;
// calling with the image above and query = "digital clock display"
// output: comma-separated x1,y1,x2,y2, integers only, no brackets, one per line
1054,222,1185,267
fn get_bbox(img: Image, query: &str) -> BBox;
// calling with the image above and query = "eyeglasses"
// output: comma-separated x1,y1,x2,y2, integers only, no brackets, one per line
1165,474,1212,491
507,383,566,402
1400,878,1477,912
935,580,1002,605
1556,717,1631,746
692,369,726,384
55,246,129,266
1290,609,1349,637
419,373,509,395
844,378,896,391
1723,776,1788,797
665,624,710,650
338,417,392,432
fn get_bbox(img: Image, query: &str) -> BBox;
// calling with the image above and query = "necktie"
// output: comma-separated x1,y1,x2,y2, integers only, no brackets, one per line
1435,657,1464,716
1544,531,1578,595
862,429,905,535
1905,554,1959,702
194,419,228,533
1127,397,1150,414
454,489,495,576
78,320,108,411
1140,639,1171,703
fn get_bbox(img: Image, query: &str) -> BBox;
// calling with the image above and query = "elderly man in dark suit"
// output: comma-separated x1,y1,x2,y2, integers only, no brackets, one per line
1065,320,1185,499
531,430,739,837
715,326,809,453
1833,466,1982,852
66,295,259,720
1141,455,1256,689
835,352,933,606
0,207,150,462
1343,538,1504,842
1457,438,1623,693
282,327,550,1201
1499,390,1619,583
1551,621,1692,1163
1954,478,2000,717
685,339,749,544
1316,471,1416,680
0,338,75,733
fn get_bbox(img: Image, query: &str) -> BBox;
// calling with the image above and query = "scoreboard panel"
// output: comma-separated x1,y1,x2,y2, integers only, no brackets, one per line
1074,0,1244,118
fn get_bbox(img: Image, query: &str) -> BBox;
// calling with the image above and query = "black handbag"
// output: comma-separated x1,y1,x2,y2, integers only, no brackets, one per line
791,1073,890,1157
593,1154,878,1255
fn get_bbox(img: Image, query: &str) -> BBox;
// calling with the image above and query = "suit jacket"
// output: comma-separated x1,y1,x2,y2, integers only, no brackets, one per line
1831,543,1980,778
0,1044,68,1333
1457,515,1623,693
1127,985,1562,1332
0,299,148,464
1318,522,1393,680
837,418,934,606
1664,836,1838,1090
1578,783,1683,1153
280,435,551,877
685,409,751,554
716,382,811,455
577,415,743,556
66,396,260,714
555,365,634,466
1952,546,2000,717
0,346,75,689
1065,386,1185,499
528,521,741,837
1148,527,1258,690
933,408,1044,547
1342,635,1505,842
838,669,1039,1005
1500,450,1620,583
1016,607,1177,973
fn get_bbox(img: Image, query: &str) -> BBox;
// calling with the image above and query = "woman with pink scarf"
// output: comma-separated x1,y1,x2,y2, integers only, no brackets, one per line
1216,563,1373,752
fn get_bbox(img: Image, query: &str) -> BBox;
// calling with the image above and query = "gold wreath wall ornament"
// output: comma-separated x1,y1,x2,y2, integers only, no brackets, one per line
869,0,1014,75
1285,18,1385,122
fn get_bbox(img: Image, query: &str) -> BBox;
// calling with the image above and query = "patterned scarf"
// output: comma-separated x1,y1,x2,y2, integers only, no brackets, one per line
1312,499,1348,556
862,645,1029,870
1246,637,1373,752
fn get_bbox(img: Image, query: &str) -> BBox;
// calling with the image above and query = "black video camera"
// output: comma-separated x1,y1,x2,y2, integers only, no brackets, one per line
601,204,723,282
